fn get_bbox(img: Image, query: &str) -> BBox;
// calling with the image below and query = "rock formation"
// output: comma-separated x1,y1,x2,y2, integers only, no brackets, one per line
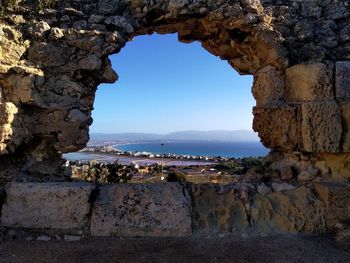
1,181,349,240
0,1,347,180
0,1,350,178
1,0,350,241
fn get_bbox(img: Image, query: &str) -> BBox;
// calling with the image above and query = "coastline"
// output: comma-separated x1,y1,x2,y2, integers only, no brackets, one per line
111,140,268,158
64,140,267,166
63,152,215,166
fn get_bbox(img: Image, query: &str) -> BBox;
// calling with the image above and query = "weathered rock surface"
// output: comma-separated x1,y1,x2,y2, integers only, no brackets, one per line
1,182,95,230
90,183,192,237
280,167,294,181
0,1,350,180
286,63,333,102
251,187,326,234
1,0,350,242
336,61,350,99
253,65,284,106
191,184,249,235
340,102,350,152
253,106,298,151
301,102,342,152
320,153,350,181
0,182,349,238
314,182,350,231
271,182,296,192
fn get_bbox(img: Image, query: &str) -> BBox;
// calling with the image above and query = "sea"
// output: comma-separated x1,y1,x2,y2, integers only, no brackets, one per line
115,141,268,158
64,141,269,164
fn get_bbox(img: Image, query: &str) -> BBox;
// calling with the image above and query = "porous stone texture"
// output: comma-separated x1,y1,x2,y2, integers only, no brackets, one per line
336,61,350,99
301,102,342,152
340,102,350,152
314,182,350,231
267,151,350,182
320,153,350,180
1,182,95,230
280,167,294,181
191,184,249,235
285,63,333,102
1,182,350,238
251,187,326,235
252,65,285,106
253,106,298,151
1,2,350,240
90,183,192,237
0,1,350,180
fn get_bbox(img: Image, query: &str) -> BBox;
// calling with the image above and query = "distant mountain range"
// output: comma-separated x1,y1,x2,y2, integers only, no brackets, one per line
90,130,260,143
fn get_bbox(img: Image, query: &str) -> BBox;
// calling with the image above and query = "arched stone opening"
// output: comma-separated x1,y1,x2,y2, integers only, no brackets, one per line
90,32,256,137
0,0,290,182
0,0,349,241
0,0,349,184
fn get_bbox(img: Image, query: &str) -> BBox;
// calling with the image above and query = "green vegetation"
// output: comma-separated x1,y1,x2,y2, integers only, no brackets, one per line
69,156,267,185
214,157,265,175
35,0,56,11
0,0,57,11
166,170,187,183
184,173,239,185
75,161,134,184
1,0,17,8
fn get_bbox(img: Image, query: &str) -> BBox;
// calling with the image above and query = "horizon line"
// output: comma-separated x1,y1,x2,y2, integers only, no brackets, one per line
90,129,257,135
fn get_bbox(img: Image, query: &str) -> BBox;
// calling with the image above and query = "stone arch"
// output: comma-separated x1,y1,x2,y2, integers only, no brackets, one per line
0,0,349,181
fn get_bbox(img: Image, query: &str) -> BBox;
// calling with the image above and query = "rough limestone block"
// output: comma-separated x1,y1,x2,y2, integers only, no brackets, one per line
91,183,192,237
0,26,27,66
251,187,326,234
336,61,350,99
253,105,298,151
320,153,350,180
314,182,350,230
286,62,333,102
1,182,95,229
0,74,34,104
0,103,17,125
301,101,342,152
191,184,249,235
252,65,285,106
340,102,350,152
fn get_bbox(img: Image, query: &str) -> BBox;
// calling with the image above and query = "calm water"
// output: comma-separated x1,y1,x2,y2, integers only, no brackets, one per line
115,141,268,158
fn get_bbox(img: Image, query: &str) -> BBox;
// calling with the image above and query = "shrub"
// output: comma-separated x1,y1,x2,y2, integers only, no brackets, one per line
81,161,134,184
166,170,187,182
35,0,57,11
0,0,57,12
214,157,265,175
104,162,133,183
1,0,17,9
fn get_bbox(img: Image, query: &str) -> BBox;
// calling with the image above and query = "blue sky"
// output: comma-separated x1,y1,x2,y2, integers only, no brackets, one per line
91,33,254,134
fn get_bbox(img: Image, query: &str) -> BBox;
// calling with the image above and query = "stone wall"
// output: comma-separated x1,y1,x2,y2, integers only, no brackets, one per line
1,1,350,241
1,182,349,240
0,1,350,180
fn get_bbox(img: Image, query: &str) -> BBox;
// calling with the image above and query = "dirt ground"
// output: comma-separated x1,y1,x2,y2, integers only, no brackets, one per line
0,235,349,263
